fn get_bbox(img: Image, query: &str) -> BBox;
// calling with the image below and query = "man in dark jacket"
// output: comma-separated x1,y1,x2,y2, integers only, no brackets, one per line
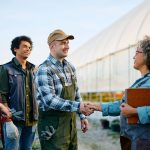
0,36,38,150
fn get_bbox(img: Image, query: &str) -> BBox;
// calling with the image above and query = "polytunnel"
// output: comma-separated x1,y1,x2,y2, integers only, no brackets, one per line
68,0,150,102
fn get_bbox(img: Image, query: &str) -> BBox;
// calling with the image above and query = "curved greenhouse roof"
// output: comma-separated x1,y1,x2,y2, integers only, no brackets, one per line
69,0,150,68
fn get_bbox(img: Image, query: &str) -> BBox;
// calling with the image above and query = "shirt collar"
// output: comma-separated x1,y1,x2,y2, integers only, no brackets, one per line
12,57,35,70
143,73,150,78
12,57,22,67
48,54,68,67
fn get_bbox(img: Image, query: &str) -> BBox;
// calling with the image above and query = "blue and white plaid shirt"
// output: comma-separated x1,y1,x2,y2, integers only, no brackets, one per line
35,55,85,120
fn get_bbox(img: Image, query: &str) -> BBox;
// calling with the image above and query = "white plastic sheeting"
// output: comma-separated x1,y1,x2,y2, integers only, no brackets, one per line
69,0,150,68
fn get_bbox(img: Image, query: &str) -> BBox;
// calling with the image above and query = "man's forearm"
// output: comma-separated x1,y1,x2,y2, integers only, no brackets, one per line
38,93,80,112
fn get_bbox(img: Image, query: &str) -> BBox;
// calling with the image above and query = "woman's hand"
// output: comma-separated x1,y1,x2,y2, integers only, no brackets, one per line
120,103,137,118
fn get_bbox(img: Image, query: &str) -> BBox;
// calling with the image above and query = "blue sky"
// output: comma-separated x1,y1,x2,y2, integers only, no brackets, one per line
0,0,144,65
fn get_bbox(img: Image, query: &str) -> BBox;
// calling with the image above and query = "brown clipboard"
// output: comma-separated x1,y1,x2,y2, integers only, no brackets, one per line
125,88,150,124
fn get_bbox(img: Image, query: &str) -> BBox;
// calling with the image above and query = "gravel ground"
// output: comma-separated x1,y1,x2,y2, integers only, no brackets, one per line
77,111,121,150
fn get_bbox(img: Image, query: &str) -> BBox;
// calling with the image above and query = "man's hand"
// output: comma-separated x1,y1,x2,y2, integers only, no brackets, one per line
120,103,137,118
79,102,101,116
81,119,89,133
85,103,102,112
79,102,94,116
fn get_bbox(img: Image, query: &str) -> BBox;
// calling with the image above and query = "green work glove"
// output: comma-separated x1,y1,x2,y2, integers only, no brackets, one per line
10,108,23,120
41,126,55,140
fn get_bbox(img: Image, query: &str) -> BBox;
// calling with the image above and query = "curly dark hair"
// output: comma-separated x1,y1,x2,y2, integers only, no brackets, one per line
139,36,150,70
11,35,33,56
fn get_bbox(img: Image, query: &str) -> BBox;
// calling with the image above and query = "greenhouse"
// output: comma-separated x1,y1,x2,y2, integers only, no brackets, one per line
69,0,150,102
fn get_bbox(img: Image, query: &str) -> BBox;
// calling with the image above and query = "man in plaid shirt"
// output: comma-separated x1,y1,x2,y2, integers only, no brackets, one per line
35,29,96,150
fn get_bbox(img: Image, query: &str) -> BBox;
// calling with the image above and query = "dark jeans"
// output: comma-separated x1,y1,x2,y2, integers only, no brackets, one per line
136,139,150,150
120,136,150,150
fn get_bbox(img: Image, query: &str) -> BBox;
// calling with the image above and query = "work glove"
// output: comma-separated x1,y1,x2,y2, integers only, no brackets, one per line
5,121,19,140
0,108,22,122
10,108,23,120
41,126,56,140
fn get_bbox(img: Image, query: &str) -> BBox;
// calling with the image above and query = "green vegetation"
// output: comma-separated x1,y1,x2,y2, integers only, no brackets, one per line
81,91,124,102
32,140,41,150
90,143,100,150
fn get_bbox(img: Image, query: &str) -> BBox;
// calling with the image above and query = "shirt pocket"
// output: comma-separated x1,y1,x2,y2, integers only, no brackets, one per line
8,71,23,86
7,71,24,94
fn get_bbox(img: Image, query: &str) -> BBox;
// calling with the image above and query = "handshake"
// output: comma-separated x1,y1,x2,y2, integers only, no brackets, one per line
79,102,101,116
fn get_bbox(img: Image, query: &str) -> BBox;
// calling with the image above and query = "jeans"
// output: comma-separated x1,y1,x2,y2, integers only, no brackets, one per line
3,123,37,150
